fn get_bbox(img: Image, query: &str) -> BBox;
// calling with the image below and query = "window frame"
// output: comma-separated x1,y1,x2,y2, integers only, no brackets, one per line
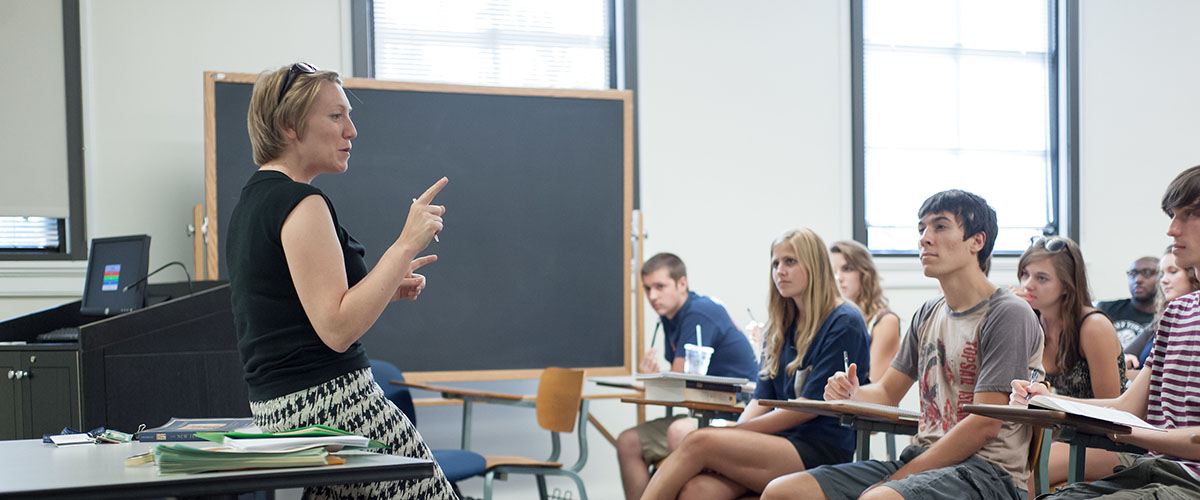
1,0,87,260
350,0,639,207
850,0,1079,256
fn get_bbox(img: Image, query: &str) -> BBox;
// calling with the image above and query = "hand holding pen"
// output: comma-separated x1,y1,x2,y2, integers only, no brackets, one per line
400,177,447,251
1009,369,1048,405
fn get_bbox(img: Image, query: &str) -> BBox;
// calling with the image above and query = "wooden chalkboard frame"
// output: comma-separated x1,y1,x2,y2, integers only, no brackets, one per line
202,72,635,382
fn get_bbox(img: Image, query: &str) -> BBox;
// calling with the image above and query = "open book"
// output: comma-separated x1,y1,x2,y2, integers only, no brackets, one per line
1029,395,1164,431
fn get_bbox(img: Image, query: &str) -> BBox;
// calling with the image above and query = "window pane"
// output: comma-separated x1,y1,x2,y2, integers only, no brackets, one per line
0,216,61,250
374,0,610,89
860,0,1055,255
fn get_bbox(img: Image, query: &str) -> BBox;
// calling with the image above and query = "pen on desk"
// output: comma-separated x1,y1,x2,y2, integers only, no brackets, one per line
411,198,440,242
1025,368,1039,402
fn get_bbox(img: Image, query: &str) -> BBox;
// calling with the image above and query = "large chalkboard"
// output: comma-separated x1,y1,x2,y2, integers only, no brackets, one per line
203,73,632,381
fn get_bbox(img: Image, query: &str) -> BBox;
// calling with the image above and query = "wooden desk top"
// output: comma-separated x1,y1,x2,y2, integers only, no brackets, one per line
963,404,1132,436
757,399,919,424
619,397,745,414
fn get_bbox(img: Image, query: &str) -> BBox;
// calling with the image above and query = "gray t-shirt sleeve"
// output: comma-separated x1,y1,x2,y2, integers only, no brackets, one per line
975,292,1044,393
891,296,944,380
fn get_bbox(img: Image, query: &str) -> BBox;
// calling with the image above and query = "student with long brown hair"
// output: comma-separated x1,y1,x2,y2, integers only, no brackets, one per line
829,240,900,382
1014,236,1127,399
640,228,869,500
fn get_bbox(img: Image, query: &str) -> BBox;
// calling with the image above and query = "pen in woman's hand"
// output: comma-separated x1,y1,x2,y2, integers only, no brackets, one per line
1025,368,1039,402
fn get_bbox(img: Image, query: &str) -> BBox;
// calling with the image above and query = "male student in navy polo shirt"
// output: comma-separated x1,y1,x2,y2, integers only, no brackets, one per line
617,252,760,500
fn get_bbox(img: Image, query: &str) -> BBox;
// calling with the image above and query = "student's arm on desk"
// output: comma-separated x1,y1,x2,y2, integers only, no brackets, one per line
825,365,914,407
885,391,1007,481
731,399,817,434
1114,425,1200,461
1010,364,1153,418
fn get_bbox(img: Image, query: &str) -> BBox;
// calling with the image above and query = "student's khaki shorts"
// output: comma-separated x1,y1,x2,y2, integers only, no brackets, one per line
633,415,694,464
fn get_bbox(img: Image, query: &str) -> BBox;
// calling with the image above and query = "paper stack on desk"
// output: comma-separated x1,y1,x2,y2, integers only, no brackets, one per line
153,444,344,474
637,373,749,405
195,424,387,452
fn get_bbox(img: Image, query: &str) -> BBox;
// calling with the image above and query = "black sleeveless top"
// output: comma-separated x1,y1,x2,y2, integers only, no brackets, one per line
1045,310,1128,398
226,170,370,401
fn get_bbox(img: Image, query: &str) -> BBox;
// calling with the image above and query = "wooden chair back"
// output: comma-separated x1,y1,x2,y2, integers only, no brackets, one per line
536,367,585,433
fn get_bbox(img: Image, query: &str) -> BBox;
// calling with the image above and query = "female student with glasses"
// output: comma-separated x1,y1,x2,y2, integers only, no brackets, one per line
225,63,454,499
1011,236,1128,493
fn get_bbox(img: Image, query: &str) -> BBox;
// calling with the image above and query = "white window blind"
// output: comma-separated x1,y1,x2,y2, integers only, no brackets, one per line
861,0,1055,254
0,0,71,219
0,217,61,250
373,0,611,89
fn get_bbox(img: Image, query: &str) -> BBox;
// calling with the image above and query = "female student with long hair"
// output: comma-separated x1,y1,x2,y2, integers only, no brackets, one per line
1013,236,1127,493
640,229,870,500
1125,244,1200,378
829,240,900,382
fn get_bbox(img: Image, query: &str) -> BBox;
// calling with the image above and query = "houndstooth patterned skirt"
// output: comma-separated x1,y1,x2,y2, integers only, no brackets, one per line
249,368,457,500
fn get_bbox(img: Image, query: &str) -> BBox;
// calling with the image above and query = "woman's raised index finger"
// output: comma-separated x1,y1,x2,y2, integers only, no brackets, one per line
416,177,449,204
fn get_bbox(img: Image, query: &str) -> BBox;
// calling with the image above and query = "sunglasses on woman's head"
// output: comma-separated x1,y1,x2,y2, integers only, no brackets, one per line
277,62,318,104
1030,236,1069,253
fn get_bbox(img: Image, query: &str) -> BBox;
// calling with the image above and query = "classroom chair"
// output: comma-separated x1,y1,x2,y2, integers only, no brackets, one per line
368,359,487,494
483,367,589,500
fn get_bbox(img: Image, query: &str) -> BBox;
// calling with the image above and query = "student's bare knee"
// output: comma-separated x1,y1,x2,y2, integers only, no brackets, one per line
677,426,722,454
666,418,697,449
762,472,823,500
617,428,643,460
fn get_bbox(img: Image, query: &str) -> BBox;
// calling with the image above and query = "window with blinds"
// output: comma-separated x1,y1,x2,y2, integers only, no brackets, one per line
0,217,61,251
372,0,612,89
856,0,1059,254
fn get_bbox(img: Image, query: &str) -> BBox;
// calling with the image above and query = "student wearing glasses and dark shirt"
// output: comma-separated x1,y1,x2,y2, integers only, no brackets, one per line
1097,256,1160,350
226,63,455,499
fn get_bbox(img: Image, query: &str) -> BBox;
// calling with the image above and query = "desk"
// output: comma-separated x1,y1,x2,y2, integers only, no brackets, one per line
391,380,639,470
618,397,744,428
963,404,1144,489
758,399,919,461
0,439,434,500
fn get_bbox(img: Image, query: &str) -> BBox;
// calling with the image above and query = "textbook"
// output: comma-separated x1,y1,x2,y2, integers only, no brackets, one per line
153,443,344,474
195,424,387,452
1029,395,1164,431
638,373,749,405
135,417,257,442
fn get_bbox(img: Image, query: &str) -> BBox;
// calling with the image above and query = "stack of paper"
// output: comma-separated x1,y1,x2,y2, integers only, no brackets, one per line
153,444,343,474
1029,395,1164,431
195,425,386,452
637,373,749,405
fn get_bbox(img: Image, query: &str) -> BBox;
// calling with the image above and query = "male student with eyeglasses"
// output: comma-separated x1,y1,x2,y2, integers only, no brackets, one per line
1096,256,1160,350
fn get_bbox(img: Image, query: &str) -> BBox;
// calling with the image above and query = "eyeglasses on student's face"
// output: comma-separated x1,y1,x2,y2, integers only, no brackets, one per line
1127,268,1158,279
1029,236,1069,253
277,62,318,105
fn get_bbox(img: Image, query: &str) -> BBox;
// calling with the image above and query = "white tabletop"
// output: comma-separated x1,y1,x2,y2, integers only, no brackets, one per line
0,439,433,499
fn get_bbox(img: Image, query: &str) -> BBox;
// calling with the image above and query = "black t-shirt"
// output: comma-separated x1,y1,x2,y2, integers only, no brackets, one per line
1096,298,1155,349
226,170,370,401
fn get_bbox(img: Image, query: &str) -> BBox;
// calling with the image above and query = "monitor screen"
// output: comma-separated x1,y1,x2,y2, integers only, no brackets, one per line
80,235,151,316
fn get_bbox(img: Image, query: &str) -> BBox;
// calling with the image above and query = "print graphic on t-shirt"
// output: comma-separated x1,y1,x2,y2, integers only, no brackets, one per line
918,337,979,434
1111,319,1141,349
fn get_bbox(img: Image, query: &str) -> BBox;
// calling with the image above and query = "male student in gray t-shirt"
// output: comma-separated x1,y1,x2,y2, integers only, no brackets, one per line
759,189,1044,500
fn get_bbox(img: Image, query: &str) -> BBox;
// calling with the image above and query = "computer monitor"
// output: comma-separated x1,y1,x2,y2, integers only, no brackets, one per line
80,235,151,316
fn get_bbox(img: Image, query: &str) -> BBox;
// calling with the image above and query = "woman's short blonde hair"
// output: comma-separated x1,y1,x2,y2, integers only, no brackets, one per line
247,64,342,165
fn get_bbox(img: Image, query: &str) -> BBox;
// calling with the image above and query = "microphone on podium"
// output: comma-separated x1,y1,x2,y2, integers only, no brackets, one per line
123,261,194,296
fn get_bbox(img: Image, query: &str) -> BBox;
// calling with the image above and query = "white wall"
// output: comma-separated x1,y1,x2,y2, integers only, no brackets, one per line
1078,0,1200,301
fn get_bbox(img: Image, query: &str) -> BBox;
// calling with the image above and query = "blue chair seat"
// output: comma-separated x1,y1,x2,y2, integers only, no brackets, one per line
433,449,487,482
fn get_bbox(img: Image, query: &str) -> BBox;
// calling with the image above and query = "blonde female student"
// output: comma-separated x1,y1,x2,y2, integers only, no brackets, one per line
830,240,900,382
640,229,870,500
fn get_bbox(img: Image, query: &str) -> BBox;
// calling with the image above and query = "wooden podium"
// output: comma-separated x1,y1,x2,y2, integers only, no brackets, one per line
0,281,249,439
